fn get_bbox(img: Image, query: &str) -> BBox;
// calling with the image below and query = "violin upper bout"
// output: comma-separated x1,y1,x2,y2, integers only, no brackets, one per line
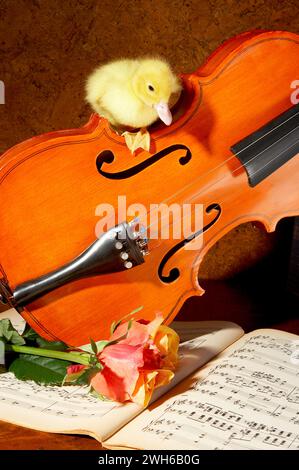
0,113,104,175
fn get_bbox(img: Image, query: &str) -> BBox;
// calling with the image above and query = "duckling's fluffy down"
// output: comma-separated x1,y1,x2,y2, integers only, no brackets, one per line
85,57,181,128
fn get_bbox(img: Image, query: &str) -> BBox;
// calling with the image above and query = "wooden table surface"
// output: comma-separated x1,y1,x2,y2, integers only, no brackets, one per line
0,421,102,450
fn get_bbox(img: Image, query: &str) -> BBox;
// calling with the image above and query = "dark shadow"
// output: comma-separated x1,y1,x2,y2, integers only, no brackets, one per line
176,217,299,333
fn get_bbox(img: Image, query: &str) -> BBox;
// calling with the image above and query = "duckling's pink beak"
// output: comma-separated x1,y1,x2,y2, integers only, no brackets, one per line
154,101,172,126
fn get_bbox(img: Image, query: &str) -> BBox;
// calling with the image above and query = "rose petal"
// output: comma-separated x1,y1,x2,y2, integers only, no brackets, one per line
98,343,144,398
153,369,174,388
132,369,174,407
110,313,164,347
64,364,88,384
131,370,158,406
154,325,179,370
110,320,150,346
147,313,164,339
100,343,144,369
89,315,177,405
143,345,162,369
91,366,131,402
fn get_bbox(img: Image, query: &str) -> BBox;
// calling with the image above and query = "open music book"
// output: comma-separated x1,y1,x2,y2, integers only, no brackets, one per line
0,309,298,450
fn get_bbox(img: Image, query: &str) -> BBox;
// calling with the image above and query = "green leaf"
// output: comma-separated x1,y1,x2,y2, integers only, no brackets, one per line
81,327,133,356
90,338,98,355
22,325,68,351
80,305,144,355
66,365,102,386
22,326,39,341
9,354,72,385
129,305,144,316
79,340,110,354
36,337,68,351
110,319,120,336
110,306,143,335
0,319,25,346
108,320,133,344
95,341,110,353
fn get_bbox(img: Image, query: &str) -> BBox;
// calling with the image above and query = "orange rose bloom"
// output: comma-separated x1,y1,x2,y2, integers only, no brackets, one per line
90,313,179,406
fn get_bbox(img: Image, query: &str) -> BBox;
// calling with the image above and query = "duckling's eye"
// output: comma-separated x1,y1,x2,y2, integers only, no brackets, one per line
148,84,155,92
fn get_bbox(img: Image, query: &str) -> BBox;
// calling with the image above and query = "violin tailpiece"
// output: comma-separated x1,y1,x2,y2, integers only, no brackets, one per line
1,222,149,309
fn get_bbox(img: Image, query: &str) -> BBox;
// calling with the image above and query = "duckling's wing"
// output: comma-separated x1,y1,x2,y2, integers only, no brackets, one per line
86,59,139,125
94,99,119,125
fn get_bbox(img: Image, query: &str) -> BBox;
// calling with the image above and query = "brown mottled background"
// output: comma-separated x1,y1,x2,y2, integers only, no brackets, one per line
0,0,298,331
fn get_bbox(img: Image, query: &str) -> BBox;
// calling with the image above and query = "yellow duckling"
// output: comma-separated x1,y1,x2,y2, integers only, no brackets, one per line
85,57,182,152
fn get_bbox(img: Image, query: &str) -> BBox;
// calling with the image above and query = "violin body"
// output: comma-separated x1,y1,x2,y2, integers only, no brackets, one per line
1,30,299,345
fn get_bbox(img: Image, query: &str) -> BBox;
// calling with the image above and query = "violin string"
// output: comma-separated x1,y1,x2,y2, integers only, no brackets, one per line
147,137,299,252
151,120,299,217
142,107,299,228
231,108,299,154
185,122,299,205
246,138,299,181
96,106,299,246
144,124,299,250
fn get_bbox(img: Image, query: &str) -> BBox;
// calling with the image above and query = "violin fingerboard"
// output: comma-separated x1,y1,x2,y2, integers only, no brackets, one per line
231,104,299,187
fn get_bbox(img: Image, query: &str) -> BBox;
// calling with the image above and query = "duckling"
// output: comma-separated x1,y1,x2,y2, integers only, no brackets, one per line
85,57,182,152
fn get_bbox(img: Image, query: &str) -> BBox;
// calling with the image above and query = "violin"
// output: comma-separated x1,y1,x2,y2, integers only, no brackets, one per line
1,30,299,346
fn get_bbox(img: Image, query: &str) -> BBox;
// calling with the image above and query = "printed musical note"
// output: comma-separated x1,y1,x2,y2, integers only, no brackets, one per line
0,373,119,420
140,333,299,449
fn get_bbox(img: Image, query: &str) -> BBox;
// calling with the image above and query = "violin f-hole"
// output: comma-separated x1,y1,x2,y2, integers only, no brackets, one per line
158,203,222,283
96,144,192,180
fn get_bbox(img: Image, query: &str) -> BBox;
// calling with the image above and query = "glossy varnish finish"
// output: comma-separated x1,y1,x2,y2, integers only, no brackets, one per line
0,31,298,345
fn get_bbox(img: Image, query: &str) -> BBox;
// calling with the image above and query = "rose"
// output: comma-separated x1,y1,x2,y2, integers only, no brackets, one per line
2,312,179,404
87,314,179,406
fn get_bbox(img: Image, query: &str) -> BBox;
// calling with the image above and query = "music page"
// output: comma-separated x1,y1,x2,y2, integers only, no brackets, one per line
106,329,299,449
0,309,242,443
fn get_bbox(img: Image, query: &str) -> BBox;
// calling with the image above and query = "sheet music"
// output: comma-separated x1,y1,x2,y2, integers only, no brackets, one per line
0,372,123,423
170,321,236,343
1,308,26,334
0,373,119,417
0,309,124,439
106,330,299,450
0,309,243,443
